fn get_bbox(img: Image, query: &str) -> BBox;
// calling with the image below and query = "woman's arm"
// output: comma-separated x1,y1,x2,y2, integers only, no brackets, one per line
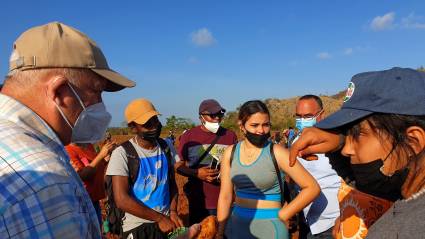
216,145,235,239
273,144,320,224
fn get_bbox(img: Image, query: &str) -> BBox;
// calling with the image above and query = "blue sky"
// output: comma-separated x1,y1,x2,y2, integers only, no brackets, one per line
1,1,425,126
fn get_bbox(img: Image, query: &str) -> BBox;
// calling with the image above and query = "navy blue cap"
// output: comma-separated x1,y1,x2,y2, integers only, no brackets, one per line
316,67,425,130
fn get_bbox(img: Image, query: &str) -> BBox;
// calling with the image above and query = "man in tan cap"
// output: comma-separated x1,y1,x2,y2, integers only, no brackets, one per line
0,22,135,238
106,99,183,239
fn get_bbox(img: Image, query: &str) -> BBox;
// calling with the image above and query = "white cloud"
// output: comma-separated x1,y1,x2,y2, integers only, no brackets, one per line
316,52,332,60
190,28,216,47
370,12,395,31
343,48,353,55
401,13,425,29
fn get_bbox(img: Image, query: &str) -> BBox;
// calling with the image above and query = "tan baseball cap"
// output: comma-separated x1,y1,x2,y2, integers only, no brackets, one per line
8,22,135,92
125,98,160,125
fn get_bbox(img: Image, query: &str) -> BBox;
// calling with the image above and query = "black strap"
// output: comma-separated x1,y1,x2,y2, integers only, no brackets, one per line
229,144,237,166
121,138,174,186
157,138,174,179
229,143,287,206
121,141,139,186
269,143,285,206
191,130,222,168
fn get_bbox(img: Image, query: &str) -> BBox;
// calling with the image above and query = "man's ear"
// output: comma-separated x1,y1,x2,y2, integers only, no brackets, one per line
406,126,425,154
46,76,68,106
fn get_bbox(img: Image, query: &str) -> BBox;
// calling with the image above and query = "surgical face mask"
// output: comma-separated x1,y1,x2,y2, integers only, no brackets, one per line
295,110,323,132
245,130,271,148
55,82,112,144
201,116,220,133
350,147,409,201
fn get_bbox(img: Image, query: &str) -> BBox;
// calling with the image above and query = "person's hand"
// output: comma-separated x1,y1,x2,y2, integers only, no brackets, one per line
289,127,341,167
332,216,341,238
158,215,176,234
196,166,219,183
188,224,201,239
170,211,184,228
278,208,291,229
99,141,117,159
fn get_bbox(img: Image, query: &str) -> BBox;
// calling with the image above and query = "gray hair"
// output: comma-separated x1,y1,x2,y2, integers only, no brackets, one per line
4,68,103,94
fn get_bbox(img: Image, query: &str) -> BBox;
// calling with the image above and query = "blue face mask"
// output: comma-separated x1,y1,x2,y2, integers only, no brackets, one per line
295,110,323,132
295,117,316,132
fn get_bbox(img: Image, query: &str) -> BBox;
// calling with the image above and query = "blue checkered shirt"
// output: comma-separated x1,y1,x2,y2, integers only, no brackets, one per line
0,94,101,238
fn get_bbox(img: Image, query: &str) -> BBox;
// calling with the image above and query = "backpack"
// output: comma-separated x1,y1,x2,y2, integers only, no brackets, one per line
104,138,173,236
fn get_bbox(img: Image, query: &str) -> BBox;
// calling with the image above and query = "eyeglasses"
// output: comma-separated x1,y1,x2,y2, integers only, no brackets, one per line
202,113,225,119
295,110,323,120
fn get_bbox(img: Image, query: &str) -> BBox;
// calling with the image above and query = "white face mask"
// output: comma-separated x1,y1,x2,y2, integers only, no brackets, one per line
55,82,112,143
201,115,220,133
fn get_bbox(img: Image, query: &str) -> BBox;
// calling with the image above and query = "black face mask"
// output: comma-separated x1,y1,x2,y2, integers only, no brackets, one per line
350,158,409,202
139,123,162,143
245,130,270,148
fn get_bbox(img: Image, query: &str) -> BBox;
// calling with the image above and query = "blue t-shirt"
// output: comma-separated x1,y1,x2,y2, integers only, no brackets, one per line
106,138,178,232
132,151,170,213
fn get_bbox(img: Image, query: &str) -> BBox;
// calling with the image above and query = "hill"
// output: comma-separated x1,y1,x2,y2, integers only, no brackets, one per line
222,90,346,131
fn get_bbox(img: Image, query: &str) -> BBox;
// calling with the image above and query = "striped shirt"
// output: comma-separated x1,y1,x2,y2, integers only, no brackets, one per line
0,93,101,239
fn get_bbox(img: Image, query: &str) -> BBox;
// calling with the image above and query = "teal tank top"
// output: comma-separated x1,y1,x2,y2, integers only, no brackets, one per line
230,141,284,202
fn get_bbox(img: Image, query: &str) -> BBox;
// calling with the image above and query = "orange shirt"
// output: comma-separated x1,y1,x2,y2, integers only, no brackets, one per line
336,180,393,239
65,144,106,202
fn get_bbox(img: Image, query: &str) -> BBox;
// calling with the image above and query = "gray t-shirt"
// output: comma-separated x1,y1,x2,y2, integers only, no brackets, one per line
367,189,425,238
106,138,178,232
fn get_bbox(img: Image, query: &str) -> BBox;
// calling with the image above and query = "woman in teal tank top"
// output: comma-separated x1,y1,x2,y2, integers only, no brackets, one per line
216,100,320,239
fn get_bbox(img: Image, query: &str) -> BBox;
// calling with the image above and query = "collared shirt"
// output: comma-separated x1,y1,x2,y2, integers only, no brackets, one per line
297,153,341,235
0,94,101,238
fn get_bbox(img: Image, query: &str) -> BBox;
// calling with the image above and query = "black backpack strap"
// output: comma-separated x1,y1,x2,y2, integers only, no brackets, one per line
121,140,139,186
269,143,285,206
191,129,222,168
157,138,173,172
229,144,237,166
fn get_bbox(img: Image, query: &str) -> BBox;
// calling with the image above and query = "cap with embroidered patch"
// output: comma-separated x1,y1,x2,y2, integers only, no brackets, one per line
8,22,135,92
316,67,425,129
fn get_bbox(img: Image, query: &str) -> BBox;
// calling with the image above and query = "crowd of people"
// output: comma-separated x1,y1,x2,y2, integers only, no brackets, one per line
0,21,425,239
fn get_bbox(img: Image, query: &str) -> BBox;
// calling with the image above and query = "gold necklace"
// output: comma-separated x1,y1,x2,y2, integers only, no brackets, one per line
243,141,259,160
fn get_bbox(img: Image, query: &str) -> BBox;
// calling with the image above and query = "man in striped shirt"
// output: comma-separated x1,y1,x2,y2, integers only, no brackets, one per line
0,22,135,238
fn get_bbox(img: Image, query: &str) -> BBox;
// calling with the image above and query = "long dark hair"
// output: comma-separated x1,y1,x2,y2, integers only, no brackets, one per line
238,100,270,126
345,113,425,171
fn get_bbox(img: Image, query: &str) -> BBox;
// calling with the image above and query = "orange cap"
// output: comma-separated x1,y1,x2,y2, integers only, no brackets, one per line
125,98,160,125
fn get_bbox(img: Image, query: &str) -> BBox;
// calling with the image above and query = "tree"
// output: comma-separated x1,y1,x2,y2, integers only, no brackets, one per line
164,115,195,131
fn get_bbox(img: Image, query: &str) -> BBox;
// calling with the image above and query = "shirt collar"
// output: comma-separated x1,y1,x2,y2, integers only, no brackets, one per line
0,93,63,146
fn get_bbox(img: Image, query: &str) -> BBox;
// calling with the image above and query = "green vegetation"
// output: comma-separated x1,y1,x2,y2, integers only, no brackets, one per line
163,115,195,131
221,91,345,131
107,90,346,135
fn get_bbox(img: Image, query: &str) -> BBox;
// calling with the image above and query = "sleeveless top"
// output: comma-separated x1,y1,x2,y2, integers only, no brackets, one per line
230,141,284,202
